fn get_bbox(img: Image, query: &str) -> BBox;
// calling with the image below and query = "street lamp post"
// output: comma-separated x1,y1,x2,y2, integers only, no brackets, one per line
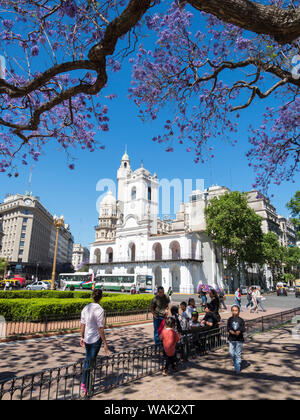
51,215,65,291
35,262,40,281
3,257,9,280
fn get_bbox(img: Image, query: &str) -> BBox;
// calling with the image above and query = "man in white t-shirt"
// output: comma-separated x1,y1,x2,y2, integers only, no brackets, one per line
80,289,110,397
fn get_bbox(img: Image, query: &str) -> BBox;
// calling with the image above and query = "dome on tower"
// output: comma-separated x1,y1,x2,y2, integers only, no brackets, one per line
101,191,116,206
122,151,129,161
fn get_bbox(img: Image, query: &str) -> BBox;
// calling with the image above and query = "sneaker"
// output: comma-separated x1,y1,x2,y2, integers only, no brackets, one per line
162,370,168,376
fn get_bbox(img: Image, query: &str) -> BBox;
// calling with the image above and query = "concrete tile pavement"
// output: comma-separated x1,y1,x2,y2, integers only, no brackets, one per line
93,325,300,400
0,306,293,384
0,323,155,382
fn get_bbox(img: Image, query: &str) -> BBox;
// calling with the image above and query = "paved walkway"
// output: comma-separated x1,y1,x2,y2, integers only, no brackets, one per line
0,307,290,383
93,325,300,400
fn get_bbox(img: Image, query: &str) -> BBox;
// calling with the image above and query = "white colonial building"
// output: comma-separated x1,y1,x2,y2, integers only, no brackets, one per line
89,151,225,293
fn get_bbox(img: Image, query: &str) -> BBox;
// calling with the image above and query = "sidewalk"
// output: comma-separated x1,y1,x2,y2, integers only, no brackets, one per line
0,307,286,382
93,324,300,400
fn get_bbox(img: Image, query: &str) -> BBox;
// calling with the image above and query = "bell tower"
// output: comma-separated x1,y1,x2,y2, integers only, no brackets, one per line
117,147,132,203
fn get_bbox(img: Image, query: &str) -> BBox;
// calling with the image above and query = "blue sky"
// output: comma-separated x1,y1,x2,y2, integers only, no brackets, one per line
1,67,298,248
0,4,299,248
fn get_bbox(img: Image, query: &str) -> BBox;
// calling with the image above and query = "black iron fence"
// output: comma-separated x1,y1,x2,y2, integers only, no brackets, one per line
1,309,151,338
0,307,299,400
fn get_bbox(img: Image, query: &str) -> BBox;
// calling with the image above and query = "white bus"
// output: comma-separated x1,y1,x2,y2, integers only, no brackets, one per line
58,272,94,290
94,274,153,293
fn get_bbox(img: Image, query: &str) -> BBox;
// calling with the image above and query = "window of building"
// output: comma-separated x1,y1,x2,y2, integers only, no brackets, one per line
148,187,151,201
131,187,136,200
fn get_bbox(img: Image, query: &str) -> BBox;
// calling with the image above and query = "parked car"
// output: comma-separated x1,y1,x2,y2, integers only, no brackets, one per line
26,281,50,291
240,286,248,295
0,279,22,290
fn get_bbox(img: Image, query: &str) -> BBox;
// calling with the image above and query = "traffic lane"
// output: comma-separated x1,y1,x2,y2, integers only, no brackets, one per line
172,293,300,310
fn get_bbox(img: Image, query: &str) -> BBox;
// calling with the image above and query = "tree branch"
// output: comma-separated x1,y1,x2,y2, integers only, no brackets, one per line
187,0,300,44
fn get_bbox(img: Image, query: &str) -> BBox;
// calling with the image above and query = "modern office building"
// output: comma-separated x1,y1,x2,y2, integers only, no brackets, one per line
0,192,74,278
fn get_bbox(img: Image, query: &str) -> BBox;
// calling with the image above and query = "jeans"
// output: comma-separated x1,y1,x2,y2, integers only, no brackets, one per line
220,298,227,310
81,338,102,387
235,298,242,311
246,299,252,309
229,341,243,372
153,316,164,345
256,298,265,311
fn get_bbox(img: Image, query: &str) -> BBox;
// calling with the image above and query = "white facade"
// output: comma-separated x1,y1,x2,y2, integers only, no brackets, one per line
72,244,90,270
89,152,224,293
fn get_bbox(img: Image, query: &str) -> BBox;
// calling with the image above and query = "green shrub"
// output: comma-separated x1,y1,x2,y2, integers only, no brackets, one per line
0,294,154,321
0,290,121,299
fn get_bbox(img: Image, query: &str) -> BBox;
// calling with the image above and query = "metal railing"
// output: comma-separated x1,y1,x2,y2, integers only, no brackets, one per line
1,307,299,400
1,309,152,339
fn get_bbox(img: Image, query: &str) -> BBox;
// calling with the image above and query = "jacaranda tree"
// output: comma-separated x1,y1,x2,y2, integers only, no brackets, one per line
0,0,299,190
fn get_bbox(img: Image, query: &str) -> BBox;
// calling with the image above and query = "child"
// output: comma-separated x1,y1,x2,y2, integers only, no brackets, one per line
186,298,197,319
170,305,182,333
159,317,180,376
200,303,219,328
188,311,201,329
179,301,189,331
227,305,246,374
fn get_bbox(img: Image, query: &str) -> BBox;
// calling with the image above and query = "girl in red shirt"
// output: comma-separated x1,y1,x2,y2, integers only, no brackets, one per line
159,317,181,376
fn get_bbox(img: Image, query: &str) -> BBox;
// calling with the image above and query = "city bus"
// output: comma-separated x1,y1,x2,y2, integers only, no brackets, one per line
94,274,153,293
137,274,153,293
58,272,94,290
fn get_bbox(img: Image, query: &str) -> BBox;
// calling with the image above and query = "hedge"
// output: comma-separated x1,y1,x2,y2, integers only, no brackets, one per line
0,290,122,299
0,294,154,321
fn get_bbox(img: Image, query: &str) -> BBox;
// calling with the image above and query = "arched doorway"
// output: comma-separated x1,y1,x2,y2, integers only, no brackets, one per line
192,264,198,293
152,243,162,260
106,247,113,263
171,265,180,292
170,241,181,260
94,249,101,264
128,243,136,262
154,266,162,288
191,242,196,259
